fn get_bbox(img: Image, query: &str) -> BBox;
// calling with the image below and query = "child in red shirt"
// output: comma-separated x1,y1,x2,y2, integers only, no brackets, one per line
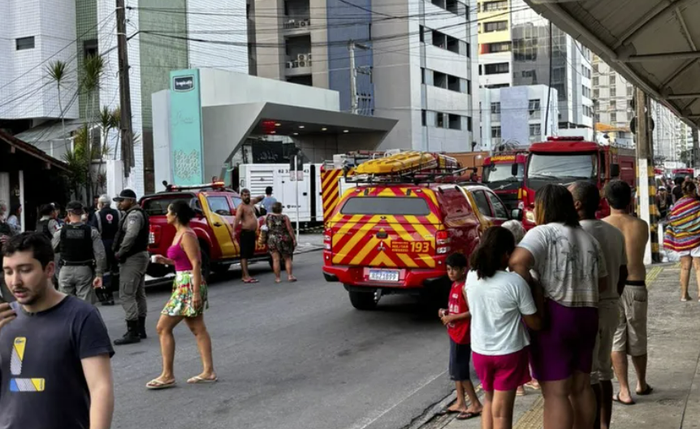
438,253,483,420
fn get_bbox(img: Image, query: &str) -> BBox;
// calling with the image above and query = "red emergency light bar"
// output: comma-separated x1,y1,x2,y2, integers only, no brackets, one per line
163,181,226,192
546,136,585,141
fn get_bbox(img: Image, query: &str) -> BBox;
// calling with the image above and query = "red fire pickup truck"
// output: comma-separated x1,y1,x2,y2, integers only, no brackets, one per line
141,182,270,280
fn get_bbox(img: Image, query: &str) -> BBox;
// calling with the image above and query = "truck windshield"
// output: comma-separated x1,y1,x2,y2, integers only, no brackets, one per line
142,194,198,216
483,163,524,184
527,153,597,182
340,197,431,216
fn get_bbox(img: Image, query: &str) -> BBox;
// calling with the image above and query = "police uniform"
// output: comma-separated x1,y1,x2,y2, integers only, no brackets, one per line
113,199,150,345
93,207,122,305
52,222,106,304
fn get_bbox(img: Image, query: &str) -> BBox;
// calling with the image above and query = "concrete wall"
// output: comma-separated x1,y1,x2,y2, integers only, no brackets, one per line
187,0,248,72
0,0,79,120
255,0,285,80
152,90,172,187
199,69,339,109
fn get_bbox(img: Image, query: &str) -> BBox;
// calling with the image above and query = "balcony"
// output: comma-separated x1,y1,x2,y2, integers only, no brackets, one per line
283,17,311,35
285,53,313,77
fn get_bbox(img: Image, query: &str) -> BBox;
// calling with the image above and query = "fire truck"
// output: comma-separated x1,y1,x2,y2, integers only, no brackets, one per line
521,137,636,228
481,150,527,211
672,168,694,181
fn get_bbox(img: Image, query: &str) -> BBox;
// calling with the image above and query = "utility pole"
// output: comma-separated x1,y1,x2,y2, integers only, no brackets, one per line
116,0,134,177
635,88,659,264
348,40,371,115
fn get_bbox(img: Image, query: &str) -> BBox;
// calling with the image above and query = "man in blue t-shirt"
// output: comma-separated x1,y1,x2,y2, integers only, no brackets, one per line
0,232,115,429
261,186,278,214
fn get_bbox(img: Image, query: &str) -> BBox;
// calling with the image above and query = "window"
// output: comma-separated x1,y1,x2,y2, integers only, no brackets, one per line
143,195,196,216
437,112,445,128
472,191,493,217
627,86,633,97
448,75,460,91
484,62,509,75
609,75,615,86
467,116,472,132
341,197,431,216
484,21,507,33
421,109,427,126
486,192,508,219
529,124,541,137
16,36,35,51
609,100,616,109
419,26,425,42
593,77,599,86
421,67,426,84
483,1,507,12
83,39,98,58
449,114,461,130
528,99,540,111
486,42,511,53
610,112,617,122
445,0,460,14
610,86,616,97
593,89,599,99
466,79,471,95
434,71,447,89
490,102,501,114
491,126,501,138
479,64,483,75
207,196,232,216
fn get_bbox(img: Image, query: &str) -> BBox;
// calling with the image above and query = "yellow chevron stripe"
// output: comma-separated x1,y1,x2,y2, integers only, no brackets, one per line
349,236,382,266
331,215,365,247
379,188,396,196
369,251,396,267
398,253,416,267
334,216,383,259
404,215,433,239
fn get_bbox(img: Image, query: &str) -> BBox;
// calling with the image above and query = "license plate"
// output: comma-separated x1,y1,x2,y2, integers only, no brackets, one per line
369,269,399,282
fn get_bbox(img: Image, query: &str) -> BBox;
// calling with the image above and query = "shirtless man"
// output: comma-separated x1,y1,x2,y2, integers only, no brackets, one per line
232,189,264,283
603,180,652,405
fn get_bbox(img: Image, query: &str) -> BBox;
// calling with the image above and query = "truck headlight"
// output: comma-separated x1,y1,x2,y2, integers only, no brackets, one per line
525,210,536,223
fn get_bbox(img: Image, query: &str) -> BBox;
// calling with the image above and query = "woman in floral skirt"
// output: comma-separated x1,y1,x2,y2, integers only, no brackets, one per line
147,200,216,389
266,202,297,283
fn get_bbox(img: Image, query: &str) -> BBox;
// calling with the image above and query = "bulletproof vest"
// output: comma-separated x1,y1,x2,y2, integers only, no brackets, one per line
36,219,53,240
60,224,94,262
97,208,120,240
114,207,150,258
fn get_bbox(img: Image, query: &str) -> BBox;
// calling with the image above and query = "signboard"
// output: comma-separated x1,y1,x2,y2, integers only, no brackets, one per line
491,155,516,162
169,69,204,185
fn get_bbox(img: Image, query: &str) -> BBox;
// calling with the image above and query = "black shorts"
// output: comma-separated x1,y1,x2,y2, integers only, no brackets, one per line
239,230,257,259
449,339,472,382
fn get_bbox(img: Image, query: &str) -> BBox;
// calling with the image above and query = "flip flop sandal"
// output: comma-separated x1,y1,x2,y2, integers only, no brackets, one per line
288,277,297,282
456,411,481,420
187,375,218,384
612,393,635,405
637,385,653,396
146,379,177,390
242,278,259,284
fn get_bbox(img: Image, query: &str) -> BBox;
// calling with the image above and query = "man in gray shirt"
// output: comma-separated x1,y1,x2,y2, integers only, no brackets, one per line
52,201,106,304
112,189,150,345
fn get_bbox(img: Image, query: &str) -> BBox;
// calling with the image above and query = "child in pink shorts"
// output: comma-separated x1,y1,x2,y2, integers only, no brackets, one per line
465,227,542,429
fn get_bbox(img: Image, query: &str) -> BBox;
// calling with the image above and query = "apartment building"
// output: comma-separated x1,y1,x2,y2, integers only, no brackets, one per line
476,0,512,89
480,84,558,151
2,0,248,195
251,0,480,152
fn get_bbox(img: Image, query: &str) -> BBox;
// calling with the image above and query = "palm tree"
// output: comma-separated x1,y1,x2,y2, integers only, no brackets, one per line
81,54,104,126
46,61,69,147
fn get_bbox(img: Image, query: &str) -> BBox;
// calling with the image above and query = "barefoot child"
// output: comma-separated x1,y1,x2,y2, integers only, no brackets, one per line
438,253,483,421
466,227,542,429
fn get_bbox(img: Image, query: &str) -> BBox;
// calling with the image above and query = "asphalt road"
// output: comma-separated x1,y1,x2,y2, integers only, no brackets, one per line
101,251,455,429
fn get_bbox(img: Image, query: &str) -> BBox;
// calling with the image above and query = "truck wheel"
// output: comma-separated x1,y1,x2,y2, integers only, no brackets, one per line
200,244,211,281
348,290,380,310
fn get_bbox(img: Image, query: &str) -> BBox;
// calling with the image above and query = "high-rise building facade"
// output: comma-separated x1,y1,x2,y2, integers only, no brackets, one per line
251,0,480,152
476,0,512,89
1,0,248,195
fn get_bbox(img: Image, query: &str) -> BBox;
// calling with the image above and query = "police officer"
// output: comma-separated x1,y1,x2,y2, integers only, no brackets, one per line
113,189,150,345
91,194,122,306
51,201,106,304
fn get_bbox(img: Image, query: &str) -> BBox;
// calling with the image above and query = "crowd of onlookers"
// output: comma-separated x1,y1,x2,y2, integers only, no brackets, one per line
439,180,650,429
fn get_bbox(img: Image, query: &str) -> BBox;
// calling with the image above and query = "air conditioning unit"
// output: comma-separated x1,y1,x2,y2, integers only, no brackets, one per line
298,61,307,67
292,60,300,68
307,53,313,60
300,19,308,27
286,61,294,69
307,59,313,66
298,53,307,61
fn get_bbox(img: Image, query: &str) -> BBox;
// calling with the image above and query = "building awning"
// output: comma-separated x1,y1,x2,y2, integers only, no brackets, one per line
0,129,69,171
526,0,700,129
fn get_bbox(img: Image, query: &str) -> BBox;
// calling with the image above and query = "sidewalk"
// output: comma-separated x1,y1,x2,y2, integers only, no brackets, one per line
421,263,700,429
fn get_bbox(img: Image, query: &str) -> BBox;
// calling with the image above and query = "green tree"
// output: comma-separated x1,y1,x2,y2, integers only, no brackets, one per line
45,61,70,150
